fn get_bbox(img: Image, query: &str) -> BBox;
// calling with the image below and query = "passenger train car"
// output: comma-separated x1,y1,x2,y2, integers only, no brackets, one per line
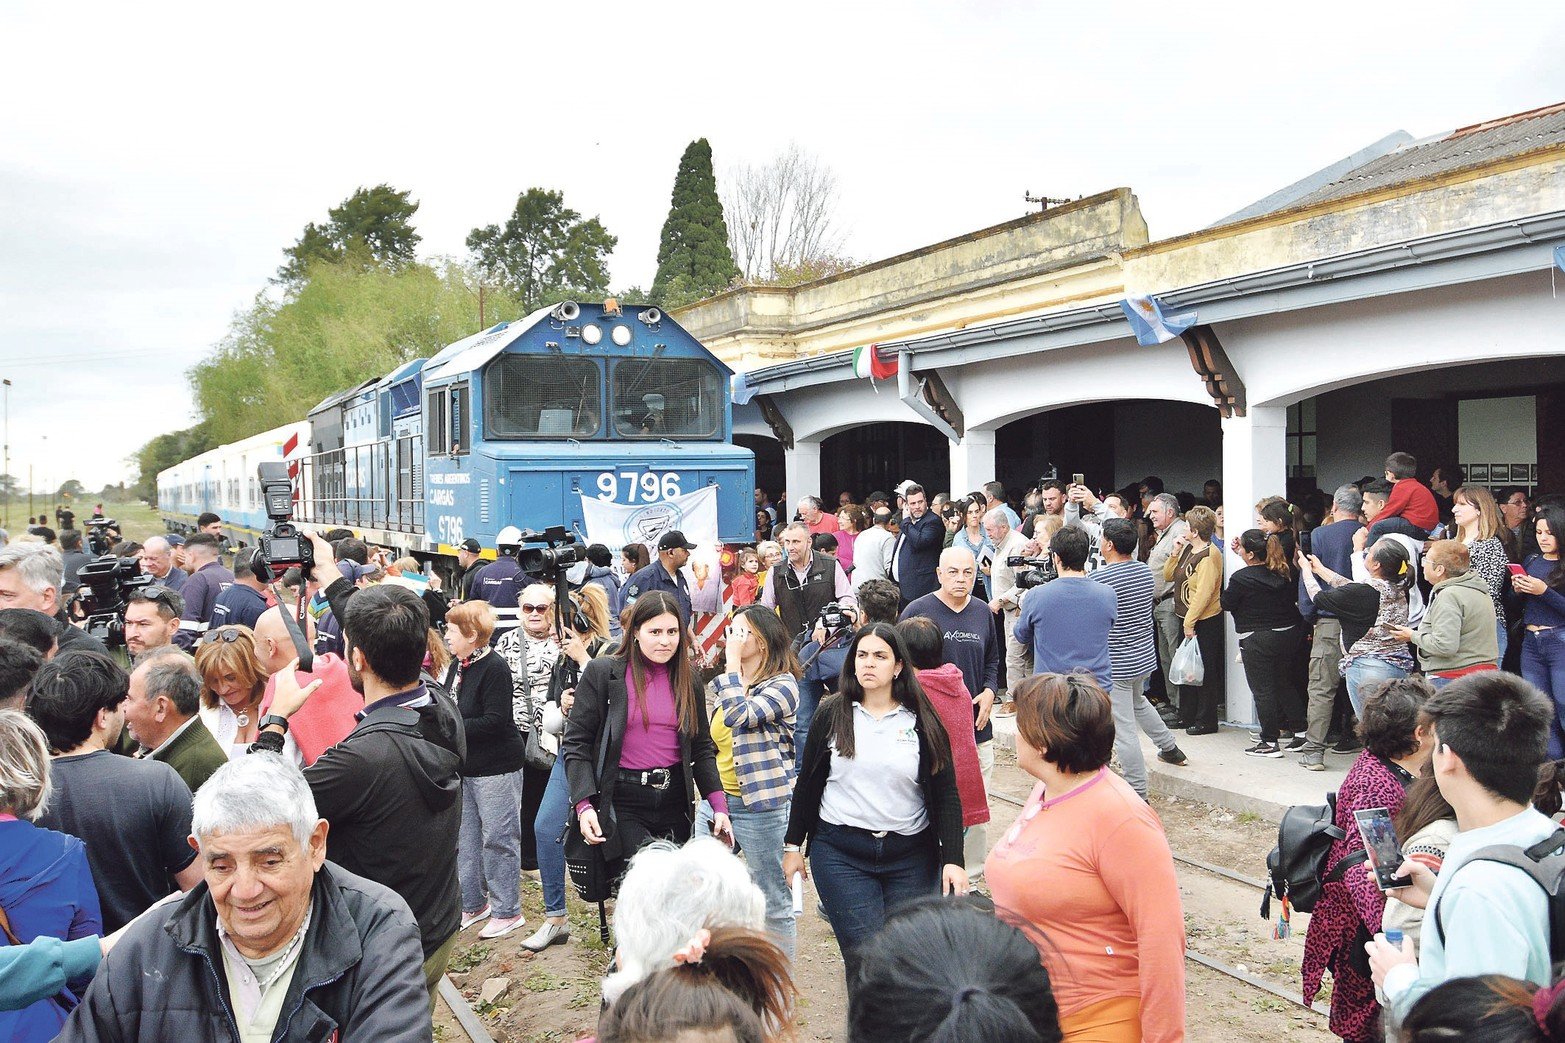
158,301,756,561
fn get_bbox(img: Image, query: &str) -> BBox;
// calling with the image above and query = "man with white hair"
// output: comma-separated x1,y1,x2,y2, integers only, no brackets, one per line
984,506,1034,706
124,648,227,794
140,535,187,593
59,754,431,1041
797,495,839,536
0,542,108,655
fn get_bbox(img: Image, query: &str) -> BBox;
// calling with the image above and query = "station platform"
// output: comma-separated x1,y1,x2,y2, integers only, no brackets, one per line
992,714,1353,822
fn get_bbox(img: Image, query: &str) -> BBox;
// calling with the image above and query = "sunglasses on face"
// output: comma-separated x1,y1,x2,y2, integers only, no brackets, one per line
521,604,550,613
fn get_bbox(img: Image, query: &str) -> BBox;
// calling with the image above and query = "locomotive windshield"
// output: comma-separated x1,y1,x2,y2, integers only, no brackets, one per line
485,356,601,437
611,359,722,438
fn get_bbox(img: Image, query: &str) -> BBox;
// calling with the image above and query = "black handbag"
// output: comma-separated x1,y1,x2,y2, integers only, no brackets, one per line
562,694,615,906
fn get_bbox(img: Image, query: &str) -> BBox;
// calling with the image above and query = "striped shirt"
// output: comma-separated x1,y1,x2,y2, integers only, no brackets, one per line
1093,559,1158,681
707,670,799,812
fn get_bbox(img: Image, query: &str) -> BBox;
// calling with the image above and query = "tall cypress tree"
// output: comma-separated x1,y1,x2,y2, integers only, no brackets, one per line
650,139,740,306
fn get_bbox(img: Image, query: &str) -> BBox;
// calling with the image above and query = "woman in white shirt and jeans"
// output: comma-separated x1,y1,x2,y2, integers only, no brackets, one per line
782,622,966,992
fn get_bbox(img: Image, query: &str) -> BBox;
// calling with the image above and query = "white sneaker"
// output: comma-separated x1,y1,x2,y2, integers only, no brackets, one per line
460,905,491,930
479,914,526,940
520,920,570,952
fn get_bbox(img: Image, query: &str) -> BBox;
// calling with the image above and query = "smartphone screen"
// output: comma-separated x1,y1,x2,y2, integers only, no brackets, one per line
1510,563,1528,577
1354,807,1405,890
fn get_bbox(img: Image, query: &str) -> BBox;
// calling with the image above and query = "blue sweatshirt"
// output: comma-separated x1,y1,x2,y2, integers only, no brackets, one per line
1520,556,1565,629
1384,806,1557,1022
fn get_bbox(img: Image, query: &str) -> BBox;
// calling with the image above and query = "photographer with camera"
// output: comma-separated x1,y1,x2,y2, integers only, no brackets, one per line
171,534,233,650
0,543,109,656
1013,526,1116,689
760,523,855,645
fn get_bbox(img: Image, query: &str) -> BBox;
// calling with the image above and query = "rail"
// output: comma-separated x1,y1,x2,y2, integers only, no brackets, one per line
989,786,1329,1019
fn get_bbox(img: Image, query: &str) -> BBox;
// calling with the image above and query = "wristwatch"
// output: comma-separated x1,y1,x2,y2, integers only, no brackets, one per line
259,714,291,734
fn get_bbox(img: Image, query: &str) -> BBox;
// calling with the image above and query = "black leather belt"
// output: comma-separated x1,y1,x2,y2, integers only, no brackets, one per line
618,767,674,790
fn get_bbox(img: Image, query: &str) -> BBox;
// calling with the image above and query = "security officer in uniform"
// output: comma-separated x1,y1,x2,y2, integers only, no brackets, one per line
472,526,526,643
622,530,700,622
760,521,855,644
453,538,487,602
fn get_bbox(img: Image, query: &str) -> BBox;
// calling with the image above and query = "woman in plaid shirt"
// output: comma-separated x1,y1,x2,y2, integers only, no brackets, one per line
698,605,802,956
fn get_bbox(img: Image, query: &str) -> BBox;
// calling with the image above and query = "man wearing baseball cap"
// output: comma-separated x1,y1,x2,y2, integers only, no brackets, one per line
621,530,699,621
454,538,486,601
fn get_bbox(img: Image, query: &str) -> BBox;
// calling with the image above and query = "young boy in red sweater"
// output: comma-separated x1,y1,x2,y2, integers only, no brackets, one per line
1367,451,1440,542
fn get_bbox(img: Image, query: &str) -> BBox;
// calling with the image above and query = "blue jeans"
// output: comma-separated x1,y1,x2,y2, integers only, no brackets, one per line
808,820,937,991
795,678,824,757
1497,619,1509,664
1366,516,1429,544
533,756,571,918
1344,658,1410,717
697,794,796,958
1522,628,1565,759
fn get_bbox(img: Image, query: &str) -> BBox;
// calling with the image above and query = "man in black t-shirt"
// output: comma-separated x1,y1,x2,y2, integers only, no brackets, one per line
28,650,202,930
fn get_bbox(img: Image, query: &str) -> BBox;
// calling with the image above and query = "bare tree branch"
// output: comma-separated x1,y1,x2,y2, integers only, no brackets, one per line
722,143,846,283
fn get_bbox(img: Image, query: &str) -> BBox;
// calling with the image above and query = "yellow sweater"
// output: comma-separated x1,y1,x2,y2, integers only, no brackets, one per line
1164,544,1223,628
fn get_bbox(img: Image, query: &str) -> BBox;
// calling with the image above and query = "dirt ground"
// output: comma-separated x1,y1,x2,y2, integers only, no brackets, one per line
439,747,1335,1042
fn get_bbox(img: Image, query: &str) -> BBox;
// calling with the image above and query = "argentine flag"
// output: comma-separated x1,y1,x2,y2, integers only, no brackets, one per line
1120,293,1197,346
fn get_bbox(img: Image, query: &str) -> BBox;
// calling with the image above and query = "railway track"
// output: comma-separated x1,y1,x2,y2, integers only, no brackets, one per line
989,786,1330,1019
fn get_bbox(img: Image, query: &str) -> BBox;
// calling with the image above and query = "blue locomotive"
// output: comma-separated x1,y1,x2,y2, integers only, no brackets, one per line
159,300,756,559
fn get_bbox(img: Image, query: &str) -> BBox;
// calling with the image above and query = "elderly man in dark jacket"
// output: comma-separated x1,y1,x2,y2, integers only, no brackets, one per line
58,754,430,1042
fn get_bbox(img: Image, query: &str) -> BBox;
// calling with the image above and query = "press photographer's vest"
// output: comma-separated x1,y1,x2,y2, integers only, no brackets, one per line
773,553,837,641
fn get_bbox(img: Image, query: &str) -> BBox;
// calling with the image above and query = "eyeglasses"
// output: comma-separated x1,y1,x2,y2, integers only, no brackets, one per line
521,604,550,613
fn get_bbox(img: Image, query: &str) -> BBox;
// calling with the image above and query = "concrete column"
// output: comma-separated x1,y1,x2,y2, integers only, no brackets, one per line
949,430,997,495
784,440,822,504
1219,406,1288,726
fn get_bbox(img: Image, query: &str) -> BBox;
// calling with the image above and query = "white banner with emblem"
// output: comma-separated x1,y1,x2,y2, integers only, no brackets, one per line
579,484,720,550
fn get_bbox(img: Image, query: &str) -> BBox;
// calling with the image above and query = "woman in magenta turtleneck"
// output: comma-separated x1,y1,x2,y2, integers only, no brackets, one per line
564,591,732,877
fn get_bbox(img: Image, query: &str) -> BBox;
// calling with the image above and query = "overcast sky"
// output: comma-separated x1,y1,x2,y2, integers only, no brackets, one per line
3,1,1562,495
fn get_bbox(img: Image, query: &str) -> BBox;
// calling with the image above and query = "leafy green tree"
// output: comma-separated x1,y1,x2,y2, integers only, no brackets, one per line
277,184,422,285
466,189,616,312
130,423,215,504
650,140,739,307
55,479,86,500
186,261,521,445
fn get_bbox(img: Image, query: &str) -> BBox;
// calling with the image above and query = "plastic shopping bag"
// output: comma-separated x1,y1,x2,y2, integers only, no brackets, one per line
1169,635,1205,687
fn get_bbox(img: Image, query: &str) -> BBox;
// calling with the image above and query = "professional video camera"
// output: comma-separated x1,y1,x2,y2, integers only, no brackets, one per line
255,461,313,582
1007,554,1058,590
84,518,119,556
517,525,586,580
72,554,152,647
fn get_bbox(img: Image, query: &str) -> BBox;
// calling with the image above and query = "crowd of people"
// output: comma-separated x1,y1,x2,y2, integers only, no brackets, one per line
0,450,1562,1042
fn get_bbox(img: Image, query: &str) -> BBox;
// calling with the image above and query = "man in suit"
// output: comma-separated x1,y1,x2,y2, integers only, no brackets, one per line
123,647,227,793
891,483,944,604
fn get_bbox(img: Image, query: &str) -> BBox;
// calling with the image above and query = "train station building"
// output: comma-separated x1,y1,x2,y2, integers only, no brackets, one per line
679,101,1565,722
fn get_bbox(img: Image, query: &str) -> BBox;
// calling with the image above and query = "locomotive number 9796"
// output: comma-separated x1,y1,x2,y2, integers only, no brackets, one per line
596,470,682,503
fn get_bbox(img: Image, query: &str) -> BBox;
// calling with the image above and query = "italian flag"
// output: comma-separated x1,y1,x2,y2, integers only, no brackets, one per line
852,343,899,381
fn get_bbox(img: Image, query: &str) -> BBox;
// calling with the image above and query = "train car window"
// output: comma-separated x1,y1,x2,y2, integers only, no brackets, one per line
485,356,601,438
611,360,721,438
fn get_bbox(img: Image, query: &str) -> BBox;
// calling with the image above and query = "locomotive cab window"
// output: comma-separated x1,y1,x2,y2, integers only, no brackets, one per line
611,359,721,438
485,356,601,438
426,384,469,455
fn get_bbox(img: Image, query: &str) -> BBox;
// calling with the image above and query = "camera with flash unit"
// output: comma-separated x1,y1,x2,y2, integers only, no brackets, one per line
255,461,313,581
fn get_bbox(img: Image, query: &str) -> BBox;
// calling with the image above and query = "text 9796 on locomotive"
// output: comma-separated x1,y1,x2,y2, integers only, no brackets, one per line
157,300,756,563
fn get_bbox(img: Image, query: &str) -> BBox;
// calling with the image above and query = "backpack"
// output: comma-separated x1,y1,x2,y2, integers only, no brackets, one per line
1432,827,1565,964
1260,792,1368,925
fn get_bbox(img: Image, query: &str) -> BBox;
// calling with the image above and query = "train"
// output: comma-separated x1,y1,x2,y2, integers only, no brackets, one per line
158,300,757,562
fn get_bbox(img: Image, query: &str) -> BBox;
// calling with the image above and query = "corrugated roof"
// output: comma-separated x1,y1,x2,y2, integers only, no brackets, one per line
1288,102,1565,209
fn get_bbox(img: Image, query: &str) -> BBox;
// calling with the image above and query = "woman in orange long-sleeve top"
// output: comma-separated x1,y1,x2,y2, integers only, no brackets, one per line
985,673,1186,1043
1164,505,1225,734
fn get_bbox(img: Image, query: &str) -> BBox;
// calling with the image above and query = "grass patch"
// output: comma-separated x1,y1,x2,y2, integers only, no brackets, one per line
1237,811,1263,825
448,943,492,974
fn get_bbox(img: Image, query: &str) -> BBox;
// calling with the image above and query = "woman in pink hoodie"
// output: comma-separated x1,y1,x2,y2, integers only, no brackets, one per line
895,617,990,832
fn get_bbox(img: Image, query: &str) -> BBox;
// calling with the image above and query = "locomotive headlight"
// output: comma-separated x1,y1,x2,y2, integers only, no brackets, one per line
580,323,603,345
610,324,633,347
